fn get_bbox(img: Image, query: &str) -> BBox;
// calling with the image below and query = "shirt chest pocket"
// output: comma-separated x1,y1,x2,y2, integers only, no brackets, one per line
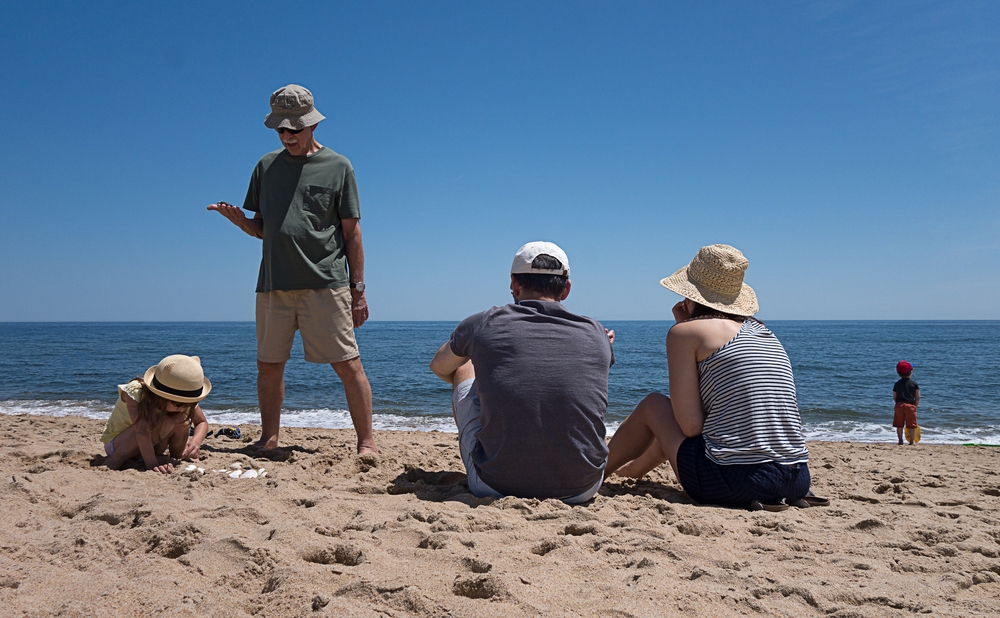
301,185,337,225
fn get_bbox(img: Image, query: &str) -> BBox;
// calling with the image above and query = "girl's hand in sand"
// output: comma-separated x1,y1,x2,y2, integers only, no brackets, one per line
150,456,175,474
181,441,202,461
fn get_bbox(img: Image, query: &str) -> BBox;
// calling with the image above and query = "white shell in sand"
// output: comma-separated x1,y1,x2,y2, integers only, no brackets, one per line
185,464,196,471
240,469,258,479
197,468,205,474
228,470,242,478
230,463,243,470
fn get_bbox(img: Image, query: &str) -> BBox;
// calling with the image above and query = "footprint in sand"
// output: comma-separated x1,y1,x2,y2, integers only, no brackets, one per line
453,574,507,599
356,453,378,472
460,557,492,573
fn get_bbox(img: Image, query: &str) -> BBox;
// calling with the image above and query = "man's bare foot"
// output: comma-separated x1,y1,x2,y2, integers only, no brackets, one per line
255,434,279,449
358,438,378,455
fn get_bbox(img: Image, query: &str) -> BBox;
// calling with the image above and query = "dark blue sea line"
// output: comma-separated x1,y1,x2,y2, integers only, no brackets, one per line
1,321,998,443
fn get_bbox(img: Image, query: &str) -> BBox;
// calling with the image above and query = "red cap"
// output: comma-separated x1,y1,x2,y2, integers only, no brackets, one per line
896,360,913,376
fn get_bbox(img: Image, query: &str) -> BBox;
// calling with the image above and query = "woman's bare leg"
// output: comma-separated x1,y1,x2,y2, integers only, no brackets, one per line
606,393,688,479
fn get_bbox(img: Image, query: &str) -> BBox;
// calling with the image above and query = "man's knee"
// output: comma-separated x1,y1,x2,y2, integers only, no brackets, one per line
331,356,367,382
452,360,475,388
257,360,286,378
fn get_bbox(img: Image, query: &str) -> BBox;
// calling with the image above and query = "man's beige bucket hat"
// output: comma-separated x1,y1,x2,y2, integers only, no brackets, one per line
264,84,326,130
143,355,212,404
660,244,759,316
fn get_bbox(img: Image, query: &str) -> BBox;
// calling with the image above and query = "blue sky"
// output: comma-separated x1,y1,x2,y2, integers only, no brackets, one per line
1,1,997,321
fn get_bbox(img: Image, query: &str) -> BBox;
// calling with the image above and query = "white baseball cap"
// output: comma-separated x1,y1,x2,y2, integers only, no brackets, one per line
510,241,570,276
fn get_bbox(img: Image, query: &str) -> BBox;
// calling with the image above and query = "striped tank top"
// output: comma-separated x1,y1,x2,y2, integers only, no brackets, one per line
697,319,809,466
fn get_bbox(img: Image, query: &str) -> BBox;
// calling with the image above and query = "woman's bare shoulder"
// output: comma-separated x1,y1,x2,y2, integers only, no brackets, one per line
670,318,743,359
669,317,739,336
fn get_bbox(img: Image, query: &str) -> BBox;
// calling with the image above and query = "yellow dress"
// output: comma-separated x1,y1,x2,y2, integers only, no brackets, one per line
100,380,144,444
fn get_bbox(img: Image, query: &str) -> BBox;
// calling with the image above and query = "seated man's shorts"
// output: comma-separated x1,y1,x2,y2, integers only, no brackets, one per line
453,378,602,504
676,435,811,509
893,403,918,428
256,288,359,364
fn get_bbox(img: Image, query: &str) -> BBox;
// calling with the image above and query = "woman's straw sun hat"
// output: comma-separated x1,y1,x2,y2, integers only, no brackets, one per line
143,354,212,404
660,244,759,316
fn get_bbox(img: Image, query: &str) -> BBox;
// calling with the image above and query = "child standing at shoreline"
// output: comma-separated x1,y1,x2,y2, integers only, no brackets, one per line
892,360,920,445
101,355,211,473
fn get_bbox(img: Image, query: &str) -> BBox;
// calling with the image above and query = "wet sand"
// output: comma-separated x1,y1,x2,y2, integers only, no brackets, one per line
1,413,999,617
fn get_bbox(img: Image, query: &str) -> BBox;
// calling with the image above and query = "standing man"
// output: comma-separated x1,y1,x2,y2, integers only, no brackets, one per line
209,84,376,454
429,242,614,502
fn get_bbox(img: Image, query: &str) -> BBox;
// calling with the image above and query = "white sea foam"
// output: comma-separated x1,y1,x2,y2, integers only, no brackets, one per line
0,399,110,419
2,400,998,445
801,420,1000,445
205,407,458,433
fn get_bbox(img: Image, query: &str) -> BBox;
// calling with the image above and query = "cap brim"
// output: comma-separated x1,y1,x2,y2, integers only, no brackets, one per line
264,108,326,130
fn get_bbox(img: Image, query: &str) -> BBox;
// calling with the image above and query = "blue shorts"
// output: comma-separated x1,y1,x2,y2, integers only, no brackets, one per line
676,436,810,508
453,378,602,504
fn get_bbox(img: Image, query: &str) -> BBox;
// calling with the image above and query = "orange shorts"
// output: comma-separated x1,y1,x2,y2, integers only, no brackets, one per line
893,403,917,428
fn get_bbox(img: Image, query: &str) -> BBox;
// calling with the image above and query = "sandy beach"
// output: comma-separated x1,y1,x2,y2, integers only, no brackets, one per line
2,414,999,617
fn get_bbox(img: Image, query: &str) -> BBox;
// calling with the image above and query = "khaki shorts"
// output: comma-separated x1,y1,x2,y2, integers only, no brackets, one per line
256,288,359,364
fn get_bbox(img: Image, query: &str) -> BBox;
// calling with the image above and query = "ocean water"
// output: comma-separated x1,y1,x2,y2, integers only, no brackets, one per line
1,321,998,444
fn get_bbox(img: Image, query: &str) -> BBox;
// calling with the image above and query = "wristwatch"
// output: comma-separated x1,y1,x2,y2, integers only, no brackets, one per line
350,281,366,293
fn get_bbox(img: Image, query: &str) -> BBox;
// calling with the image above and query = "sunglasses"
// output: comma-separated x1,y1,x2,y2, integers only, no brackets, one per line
276,127,304,135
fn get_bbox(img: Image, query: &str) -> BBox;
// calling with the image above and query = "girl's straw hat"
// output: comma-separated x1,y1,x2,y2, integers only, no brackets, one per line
143,355,212,403
660,244,759,316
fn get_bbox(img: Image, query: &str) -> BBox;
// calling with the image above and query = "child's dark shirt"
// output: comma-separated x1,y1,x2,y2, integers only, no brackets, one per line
893,377,919,405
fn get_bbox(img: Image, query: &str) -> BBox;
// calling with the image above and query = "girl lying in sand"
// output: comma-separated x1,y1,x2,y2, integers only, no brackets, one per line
101,354,211,474
606,244,819,511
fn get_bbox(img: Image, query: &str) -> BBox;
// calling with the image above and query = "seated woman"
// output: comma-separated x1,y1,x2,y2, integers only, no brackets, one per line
606,244,816,510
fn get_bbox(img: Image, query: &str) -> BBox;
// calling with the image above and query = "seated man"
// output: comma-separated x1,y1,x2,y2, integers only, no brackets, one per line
429,241,615,503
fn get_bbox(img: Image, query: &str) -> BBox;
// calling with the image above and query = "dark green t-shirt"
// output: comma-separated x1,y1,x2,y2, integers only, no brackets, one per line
243,147,361,292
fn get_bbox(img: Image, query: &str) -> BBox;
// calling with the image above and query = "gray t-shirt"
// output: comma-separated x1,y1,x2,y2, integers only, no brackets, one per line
243,147,361,292
450,300,615,498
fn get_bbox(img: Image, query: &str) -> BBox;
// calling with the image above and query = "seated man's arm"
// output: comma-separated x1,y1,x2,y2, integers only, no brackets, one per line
430,341,469,383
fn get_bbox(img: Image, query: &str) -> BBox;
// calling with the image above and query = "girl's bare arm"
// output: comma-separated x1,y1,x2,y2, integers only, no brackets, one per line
123,392,172,473
181,405,210,460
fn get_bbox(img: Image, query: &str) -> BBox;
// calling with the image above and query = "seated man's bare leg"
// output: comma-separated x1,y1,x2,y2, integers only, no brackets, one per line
332,357,377,455
450,361,475,425
257,360,286,449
